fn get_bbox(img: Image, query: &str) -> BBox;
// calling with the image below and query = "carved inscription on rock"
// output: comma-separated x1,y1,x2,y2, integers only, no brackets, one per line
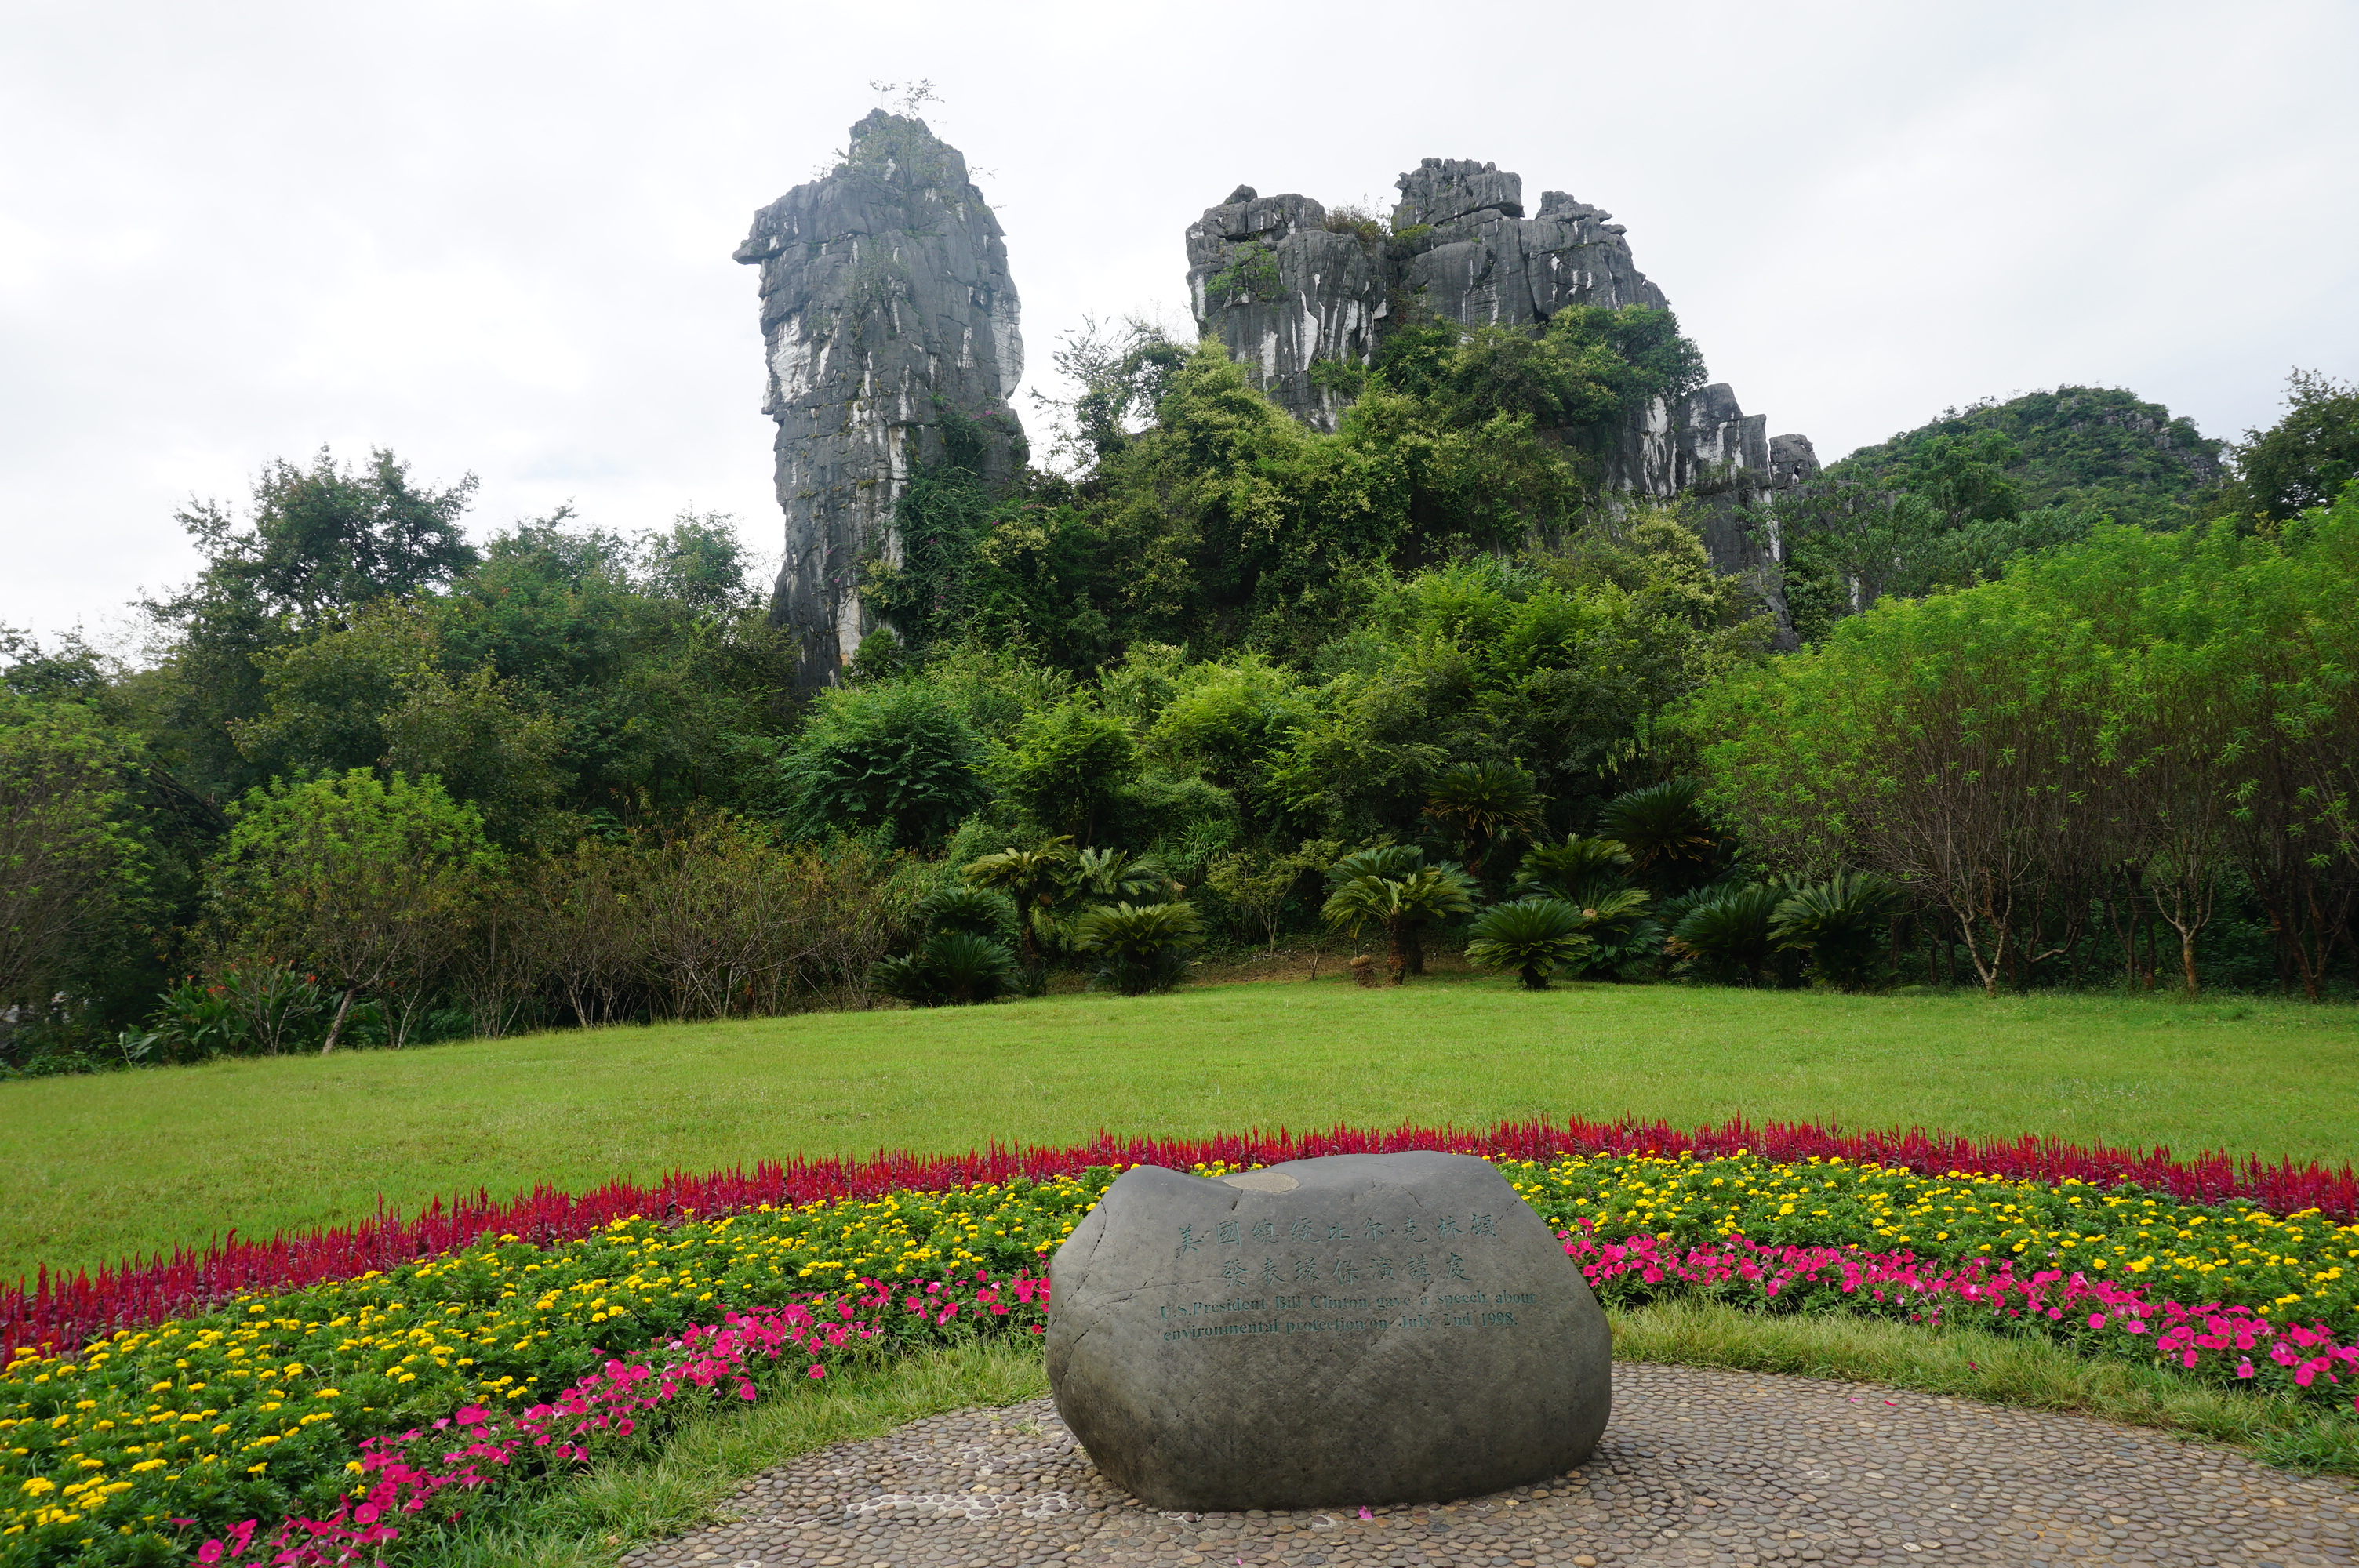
1045,1152,1611,1512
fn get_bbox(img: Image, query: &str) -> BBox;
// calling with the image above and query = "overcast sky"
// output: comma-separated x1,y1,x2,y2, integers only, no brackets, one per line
5,0,2354,648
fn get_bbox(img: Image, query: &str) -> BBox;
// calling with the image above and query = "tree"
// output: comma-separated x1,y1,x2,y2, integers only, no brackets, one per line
1205,842,1325,953
963,838,1078,966
1423,761,1542,882
776,681,991,848
998,700,1139,844
142,448,479,797
229,601,565,846
1465,898,1590,989
207,770,497,1050
0,695,147,1029
1321,860,1476,982
2214,370,2359,525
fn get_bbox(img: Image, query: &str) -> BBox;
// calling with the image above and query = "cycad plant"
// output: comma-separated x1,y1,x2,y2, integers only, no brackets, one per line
962,838,1078,965
1321,861,1478,982
913,884,1020,943
1667,882,1790,986
1772,871,1904,990
1423,762,1543,880
1071,899,1205,995
1597,779,1719,895
1465,898,1592,989
1074,847,1179,904
1325,843,1423,885
872,930,1020,1007
1566,886,1663,980
1510,835,1636,906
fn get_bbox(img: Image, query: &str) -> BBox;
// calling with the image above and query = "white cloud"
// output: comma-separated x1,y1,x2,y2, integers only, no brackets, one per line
2,0,2353,640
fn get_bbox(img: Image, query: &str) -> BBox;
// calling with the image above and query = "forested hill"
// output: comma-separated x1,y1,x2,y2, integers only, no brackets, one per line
1828,386,2223,528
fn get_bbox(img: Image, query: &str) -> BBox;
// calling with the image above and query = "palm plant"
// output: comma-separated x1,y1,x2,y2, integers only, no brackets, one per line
872,930,1020,1007
1423,762,1543,880
914,884,1020,943
1667,881,1788,985
1074,846,1179,904
1466,898,1592,989
1597,779,1719,895
1772,871,1905,990
1071,899,1205,995
962,837,1078,965
1325,843,1424,886
1565,886,1663,980
1321,862,1477,982
1510,835,1635,906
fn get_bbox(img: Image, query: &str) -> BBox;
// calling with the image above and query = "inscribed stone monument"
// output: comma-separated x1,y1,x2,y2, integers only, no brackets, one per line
1045,1151,1611,1511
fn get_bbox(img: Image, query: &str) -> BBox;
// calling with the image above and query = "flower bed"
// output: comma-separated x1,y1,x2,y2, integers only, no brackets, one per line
5,1129,2357,1566
12,1115,2354,1359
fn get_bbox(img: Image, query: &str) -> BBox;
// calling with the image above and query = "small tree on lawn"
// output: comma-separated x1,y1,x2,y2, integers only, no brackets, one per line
1321,862,1476,983
209,769,497,1050
962,838,1078,967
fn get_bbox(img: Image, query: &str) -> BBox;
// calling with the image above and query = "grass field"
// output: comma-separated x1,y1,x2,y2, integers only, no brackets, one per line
5,971,2354,1284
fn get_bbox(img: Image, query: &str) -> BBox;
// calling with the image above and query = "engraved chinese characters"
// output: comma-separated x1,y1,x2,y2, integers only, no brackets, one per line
1045,1151,1611,1511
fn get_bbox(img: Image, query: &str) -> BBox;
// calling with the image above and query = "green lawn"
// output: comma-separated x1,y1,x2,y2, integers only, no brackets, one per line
5,973,2354,1284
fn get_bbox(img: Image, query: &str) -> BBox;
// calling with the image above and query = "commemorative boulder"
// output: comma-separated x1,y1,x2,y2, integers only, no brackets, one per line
1045,1152,1611,1511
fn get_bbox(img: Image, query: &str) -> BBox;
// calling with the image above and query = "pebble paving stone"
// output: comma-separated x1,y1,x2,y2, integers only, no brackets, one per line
623,1363,2359,1568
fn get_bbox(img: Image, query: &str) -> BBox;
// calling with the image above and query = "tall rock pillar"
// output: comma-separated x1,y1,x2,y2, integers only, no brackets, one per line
736,111,1025,687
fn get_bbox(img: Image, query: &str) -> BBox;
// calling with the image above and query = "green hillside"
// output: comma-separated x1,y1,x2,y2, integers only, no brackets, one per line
1829,385,2223,528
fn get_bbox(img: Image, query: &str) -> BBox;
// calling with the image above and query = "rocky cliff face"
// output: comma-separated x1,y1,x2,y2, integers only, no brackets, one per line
737,112,1025,687
1187,157,1815,637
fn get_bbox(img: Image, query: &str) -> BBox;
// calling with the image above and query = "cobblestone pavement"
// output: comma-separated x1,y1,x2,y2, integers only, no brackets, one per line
622,1363,2358,1568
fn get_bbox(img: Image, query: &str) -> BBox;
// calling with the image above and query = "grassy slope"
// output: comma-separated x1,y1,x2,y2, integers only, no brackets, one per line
5,973,2354,1283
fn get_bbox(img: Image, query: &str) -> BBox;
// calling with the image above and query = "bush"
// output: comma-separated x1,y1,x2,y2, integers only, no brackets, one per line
206,769,496,1050
1596,779,1719,895
1565,886,1663,980
1465,898,1590,989
776,682,991,848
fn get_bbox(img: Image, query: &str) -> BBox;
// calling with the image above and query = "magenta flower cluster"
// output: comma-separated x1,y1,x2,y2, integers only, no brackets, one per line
200,1271,1049,1567
1561,1225,2359,1408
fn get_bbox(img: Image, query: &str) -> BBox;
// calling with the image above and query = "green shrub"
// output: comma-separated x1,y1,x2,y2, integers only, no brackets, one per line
776,683,991,848
1566,887,1663,980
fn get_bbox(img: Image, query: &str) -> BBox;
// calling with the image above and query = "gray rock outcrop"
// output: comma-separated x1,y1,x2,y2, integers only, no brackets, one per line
1187,157,1816,639
1183,187,1387,434
1046,1152,1612,1511
738,112,1025,686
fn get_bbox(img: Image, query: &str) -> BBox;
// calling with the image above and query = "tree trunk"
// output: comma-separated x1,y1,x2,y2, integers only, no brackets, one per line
321,987,355,1054
1384,921,1409,985
1402,927,1427,977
